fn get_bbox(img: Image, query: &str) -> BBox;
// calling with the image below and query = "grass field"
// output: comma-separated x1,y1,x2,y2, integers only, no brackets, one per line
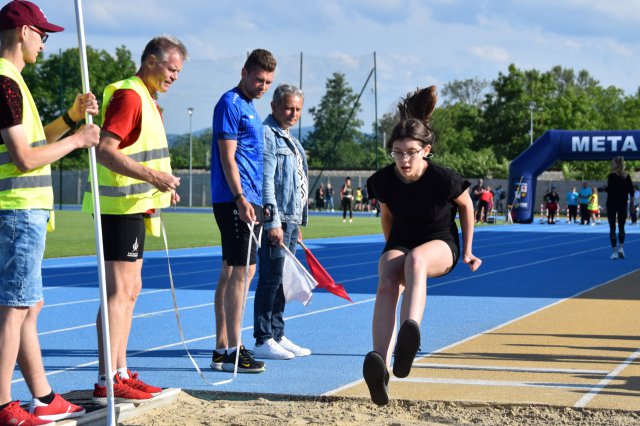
44,211,384,258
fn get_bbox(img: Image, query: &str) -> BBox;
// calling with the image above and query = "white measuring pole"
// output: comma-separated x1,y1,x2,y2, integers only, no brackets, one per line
72,1,115,424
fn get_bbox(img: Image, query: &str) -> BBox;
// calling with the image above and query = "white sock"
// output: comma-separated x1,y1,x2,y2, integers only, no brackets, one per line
97,375,107,387
227,346,237,355
116,367,130,379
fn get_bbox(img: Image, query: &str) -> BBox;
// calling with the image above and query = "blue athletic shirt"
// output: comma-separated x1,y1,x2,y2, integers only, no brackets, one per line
210,87,264,205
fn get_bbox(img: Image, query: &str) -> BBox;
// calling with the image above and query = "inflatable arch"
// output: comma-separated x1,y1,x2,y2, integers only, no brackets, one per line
508,130,640,223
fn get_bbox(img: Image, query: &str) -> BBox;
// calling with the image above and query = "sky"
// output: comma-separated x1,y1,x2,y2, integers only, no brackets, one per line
37,0,640,136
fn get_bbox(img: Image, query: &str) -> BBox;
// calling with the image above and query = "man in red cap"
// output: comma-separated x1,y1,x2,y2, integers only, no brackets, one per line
0,1,100,425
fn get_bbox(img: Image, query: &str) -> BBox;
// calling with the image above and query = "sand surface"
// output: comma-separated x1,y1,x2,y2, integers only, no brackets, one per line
120,391,640,425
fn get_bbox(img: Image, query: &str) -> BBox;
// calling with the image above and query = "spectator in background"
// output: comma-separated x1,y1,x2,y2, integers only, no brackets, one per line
476,186,492,223
362,185,369,211
325,182,335,211
314,183,324,211
341,176,353,222
631,185,640,225
543,186,560,224
470,178,484,217
588,187,599,226
566,186,579,224
354,186,363,211
601,156,634,259
493,185,505,213
578,182,592,225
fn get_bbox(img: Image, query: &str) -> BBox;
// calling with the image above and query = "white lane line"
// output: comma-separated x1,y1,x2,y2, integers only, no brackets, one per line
323,269,640,397
392,377,594,390
573,347,640,408
43,280,215,309
13,297,375,385
412,363,609,375
37,301,220,336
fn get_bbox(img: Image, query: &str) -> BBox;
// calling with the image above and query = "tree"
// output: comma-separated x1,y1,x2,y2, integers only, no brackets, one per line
304,72,364,169
441,78,490,107
22,46,137,169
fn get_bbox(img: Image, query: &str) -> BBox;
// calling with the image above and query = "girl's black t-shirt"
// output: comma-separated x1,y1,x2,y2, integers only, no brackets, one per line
367,160,470,245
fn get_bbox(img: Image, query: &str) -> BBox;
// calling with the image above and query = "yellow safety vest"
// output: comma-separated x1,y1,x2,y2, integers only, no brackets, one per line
0,58,53,212
82,76,172,236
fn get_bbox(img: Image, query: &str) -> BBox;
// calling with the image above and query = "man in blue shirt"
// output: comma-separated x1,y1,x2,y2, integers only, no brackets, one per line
210,49,276,373
578,182,592,225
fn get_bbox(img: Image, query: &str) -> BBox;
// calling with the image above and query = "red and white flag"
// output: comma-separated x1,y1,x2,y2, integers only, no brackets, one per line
282,246,317,306
300,242,353,303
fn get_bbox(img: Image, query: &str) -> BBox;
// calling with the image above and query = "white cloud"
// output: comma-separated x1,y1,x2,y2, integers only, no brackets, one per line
469,46,510,63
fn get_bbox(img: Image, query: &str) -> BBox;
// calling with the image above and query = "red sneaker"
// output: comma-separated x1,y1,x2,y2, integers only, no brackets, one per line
123,370,162,396
0,401,53,426
91,375,153,406
29,394,85,421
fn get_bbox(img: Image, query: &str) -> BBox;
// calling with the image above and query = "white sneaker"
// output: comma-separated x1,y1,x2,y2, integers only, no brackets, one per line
253,338,294,360
618,248,625,259
611,252,618,260
278,336,311,357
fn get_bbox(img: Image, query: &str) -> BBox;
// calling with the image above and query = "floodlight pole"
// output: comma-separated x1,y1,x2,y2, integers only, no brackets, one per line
529,101,536,145
187,107,193,207
73,1,115,425
374,51,378,170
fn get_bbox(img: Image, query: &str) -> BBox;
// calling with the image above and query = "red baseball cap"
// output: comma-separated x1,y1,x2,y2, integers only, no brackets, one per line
0,0,64,32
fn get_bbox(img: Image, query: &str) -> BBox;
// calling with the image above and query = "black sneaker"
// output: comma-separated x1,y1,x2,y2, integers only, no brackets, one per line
222,346,265,373
363,351,390,406
210,350,226,371
393,319,421,378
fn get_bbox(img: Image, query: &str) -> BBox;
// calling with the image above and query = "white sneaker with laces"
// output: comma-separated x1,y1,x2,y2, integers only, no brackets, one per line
253,338,294,360
610,252,618,260
278,336,311,357
618,248,625,259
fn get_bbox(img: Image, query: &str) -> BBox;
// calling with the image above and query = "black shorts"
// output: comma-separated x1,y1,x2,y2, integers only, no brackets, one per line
101,214,146,262
383,230,460,275
213,202,263,266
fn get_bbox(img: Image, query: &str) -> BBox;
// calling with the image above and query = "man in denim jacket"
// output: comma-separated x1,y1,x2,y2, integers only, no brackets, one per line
253,84,311,359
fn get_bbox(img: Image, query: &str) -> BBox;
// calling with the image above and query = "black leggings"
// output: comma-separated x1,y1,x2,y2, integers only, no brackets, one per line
607,203,627,247
342,198,352,219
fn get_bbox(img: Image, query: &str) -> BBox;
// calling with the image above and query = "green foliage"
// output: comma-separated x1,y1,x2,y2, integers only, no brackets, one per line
22,46,137,170
305,72,365,169
169,129,213,169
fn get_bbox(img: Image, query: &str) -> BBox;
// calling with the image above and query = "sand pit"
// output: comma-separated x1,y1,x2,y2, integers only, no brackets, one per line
120,390,640,425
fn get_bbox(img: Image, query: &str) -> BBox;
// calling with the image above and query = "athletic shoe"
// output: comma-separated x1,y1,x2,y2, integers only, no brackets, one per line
611,252,618,260
29,393,85,422
210,350,226,371
91,375,154,406
123,370,162,396
222,346,265,373
363,351,390,406
0,401,53,425
393,319,421,378
618,248,625,259
349,218,353,223
253,338,294,360
278,336,311,357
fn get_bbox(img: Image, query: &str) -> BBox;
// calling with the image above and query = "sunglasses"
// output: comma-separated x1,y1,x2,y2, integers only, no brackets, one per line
28,26,48,43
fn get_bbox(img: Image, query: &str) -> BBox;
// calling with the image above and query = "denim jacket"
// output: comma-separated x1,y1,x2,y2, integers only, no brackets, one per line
262,114,309,230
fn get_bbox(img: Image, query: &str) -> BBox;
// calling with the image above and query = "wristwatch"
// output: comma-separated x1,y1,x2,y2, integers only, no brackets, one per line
233,193,244,202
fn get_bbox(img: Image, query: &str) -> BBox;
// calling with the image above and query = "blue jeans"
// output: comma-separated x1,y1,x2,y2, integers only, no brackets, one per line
253,222,299,344
0,209,49,307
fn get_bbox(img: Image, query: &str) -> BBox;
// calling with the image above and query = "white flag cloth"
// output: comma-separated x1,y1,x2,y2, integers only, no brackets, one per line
282,245,317,306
